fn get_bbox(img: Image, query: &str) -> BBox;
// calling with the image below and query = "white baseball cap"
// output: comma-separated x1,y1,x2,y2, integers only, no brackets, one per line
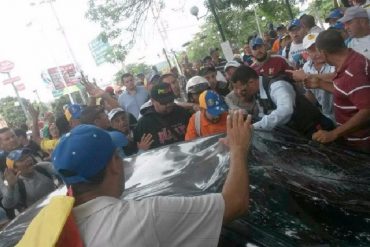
224,61,241,72
303,33,318,50
186,76,209,94
107,108,125,121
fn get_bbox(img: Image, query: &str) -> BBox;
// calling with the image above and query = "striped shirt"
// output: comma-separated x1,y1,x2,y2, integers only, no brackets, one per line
333,49,370,149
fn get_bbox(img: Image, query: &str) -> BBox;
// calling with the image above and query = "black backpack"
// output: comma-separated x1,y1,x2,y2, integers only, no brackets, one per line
259,75,324,136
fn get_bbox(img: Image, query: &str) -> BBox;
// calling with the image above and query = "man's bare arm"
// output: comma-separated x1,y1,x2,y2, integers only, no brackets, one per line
222,111,252,223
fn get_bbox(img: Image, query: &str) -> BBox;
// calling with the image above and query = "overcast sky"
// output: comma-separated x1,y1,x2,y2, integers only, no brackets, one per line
0,0,206,103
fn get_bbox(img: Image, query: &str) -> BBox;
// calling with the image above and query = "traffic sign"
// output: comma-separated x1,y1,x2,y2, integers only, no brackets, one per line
3,76,21,85
89,36,110,66
0,60,14,73
15,83,25,91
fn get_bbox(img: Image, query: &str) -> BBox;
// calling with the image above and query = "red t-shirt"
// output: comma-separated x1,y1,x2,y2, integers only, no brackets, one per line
251,55,293,77
333,49,370,150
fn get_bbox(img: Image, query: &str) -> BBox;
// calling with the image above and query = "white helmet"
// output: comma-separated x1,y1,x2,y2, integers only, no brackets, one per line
186,76,209,94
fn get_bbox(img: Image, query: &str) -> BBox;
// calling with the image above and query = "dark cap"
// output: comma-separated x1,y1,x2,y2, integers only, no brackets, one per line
209,47,219,55
288,19,301,31
150,83,175,104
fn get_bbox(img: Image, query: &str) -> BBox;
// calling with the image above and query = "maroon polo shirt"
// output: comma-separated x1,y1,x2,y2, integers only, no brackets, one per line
251,55,293,77
333,49,370,151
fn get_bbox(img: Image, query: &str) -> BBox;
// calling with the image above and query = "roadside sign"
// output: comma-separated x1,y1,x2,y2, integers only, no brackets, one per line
220,40,234,62
0,60,14,73
89,36,110,66
52,83,83,98
15,83,25,91
3,76,21,85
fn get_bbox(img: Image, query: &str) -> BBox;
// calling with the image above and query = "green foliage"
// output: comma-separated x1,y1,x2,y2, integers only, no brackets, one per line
51,92,84,117
307,0,336,23
0,97,29,128
186,0,299,62
86,0,163,63
51,96,70,117
114,63,151,84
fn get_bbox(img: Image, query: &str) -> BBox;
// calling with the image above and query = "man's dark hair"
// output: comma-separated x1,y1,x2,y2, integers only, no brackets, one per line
247,35,255,44
56,115,71,136
159,73,176,83
316,29,346,54
80,106,105,125
300,14,316,29
199,66,217,76
120,73,133,82
202,56,212,64
231,65,259,84
0,127,10,135
14,129,27,139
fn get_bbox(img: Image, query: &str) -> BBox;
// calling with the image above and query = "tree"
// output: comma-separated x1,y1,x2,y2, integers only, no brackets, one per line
0,97,29,128
86,0,164,63
186,0,299,62
114,63,152,84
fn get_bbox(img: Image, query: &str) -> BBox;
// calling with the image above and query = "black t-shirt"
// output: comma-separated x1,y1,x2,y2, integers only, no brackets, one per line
215,81,230,97
133,105,191,150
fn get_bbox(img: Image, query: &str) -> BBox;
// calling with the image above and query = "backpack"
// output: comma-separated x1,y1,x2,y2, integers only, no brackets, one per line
259,75,325,136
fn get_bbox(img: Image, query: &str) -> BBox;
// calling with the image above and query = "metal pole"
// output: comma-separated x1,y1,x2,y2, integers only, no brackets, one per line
48,0,87,104
6,72,30,122
163,48,172,69
208,0,226,42
253,6,263,38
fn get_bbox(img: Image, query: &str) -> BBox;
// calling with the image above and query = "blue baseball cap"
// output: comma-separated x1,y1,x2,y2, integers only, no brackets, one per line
52,124,128,185
250,37,264,50
6,149,32,169
288,19,301,31
325,8,343,22
199,90,228,117
328,22,344,30
64,104,84,122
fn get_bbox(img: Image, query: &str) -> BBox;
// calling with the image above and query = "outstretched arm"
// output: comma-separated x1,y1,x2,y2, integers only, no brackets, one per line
221,110,252,223
28,104,41,145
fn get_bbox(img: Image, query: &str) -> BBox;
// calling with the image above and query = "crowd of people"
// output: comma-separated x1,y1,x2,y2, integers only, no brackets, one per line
0,4,369,246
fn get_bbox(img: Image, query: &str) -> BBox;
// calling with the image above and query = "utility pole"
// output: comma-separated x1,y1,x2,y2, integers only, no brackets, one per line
208,0,226,42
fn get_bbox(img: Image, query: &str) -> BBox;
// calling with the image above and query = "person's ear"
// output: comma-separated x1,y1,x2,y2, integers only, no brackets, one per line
107,152,122,175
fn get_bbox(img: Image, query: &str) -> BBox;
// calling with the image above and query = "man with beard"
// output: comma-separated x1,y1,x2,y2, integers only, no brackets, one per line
134,83,191,149
185,90,228,141
250,37,293,78
282,19,308,69
232,66,333,136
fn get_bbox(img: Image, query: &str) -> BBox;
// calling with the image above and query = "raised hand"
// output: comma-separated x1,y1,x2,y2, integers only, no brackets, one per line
4,168,20,188
27,104,39,120
222,110,253,154
137,133,154,151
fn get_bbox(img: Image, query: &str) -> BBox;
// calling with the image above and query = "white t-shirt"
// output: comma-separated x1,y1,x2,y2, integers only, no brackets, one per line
73,194,225,247
347,35,370,60
302,61,335,122
282,42,307,68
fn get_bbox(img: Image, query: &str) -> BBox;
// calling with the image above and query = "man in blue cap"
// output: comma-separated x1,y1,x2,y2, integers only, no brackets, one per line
1,148,60,212
325,8,344,26
282,19,308,69
185,90,228,140
52,112,252,246
250,37,293,78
